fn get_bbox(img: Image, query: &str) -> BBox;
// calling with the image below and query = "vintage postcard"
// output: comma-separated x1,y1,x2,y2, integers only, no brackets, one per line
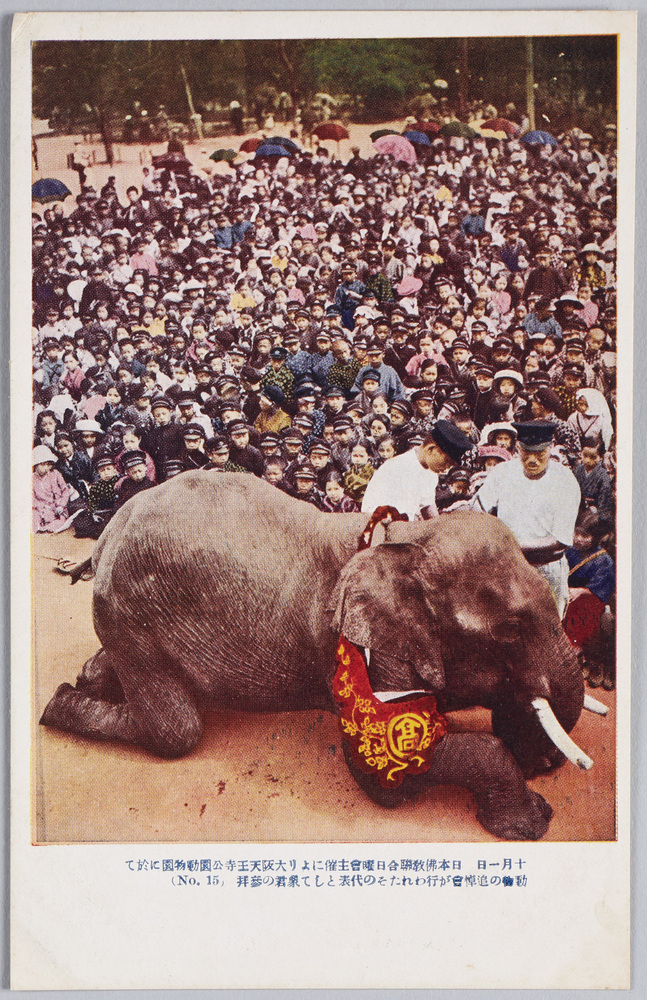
11,10,635,990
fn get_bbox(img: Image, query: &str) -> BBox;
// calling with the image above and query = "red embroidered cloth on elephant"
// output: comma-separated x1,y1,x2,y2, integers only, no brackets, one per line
333,504,447,790
333,637,447,789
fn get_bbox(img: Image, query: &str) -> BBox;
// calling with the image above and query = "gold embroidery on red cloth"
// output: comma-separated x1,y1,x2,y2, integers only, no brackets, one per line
333,636,447,788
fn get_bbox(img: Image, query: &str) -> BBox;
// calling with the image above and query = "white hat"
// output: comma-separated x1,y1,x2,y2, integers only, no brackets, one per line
75,419,103,435
493,369,524,387
33,445,58,466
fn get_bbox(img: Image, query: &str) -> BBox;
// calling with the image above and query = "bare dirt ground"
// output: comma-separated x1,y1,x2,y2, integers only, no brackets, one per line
31,120,403,210
32,530,616,844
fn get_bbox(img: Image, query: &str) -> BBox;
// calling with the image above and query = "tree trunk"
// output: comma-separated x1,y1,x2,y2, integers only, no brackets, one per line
278,40,300,117
458,39,469,120
525,37,536,131
95,106,114,166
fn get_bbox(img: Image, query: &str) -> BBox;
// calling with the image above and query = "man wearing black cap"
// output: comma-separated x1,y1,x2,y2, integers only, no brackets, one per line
361,419,473,520
381,237,405,285
260,346,295,400
383,324,417,381
467,363,496,430
284,330,315,382
472,421,581,615
309,331,335,392
333,261,366,331
227,420,264,477
179,424,209,470
351,341,406,402
363,250,396,305
115,450,155,508
144,395,186,482
523,249,566,303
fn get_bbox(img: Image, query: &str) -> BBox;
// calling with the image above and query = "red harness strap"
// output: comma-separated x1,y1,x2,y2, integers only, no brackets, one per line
333,506,447,789
358,504,408,550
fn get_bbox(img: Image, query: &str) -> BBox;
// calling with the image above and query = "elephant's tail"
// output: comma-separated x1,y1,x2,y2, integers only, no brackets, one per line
69,556,94,585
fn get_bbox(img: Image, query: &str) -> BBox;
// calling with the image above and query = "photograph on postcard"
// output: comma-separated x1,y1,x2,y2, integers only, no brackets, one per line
29,30,622,847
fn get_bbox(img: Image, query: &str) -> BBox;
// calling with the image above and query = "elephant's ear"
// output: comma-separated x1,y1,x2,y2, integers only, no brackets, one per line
328,543,445,691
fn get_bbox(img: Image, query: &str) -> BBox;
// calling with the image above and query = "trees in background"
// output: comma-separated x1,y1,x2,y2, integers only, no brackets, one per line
33,35,617,159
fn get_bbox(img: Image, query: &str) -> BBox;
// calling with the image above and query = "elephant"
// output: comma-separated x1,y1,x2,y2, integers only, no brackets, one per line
40,471,597,841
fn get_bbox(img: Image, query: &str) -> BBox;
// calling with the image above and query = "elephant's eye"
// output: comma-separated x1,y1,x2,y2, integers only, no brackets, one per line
490,618,523,644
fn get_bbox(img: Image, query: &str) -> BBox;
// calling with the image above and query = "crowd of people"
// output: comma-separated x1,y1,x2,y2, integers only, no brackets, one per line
31,111,618,688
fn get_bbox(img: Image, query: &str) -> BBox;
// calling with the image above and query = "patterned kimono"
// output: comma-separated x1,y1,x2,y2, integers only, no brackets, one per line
32,468,71,533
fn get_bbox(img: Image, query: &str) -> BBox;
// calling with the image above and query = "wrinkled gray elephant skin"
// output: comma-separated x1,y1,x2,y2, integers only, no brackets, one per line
41,472,586,841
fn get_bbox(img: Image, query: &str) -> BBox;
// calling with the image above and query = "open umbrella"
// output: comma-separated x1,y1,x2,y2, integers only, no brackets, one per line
255,143,293,159
403,130,431,147
372,134,417,166
476,127,509,140
31,178,72,203
396,276,423,297
312,122,349,142
413,121,441,136
370,128,400,142
439,121,479,139
209,148,238,163
481,117,520,137
152,152,192,174
239,137,262,153
522,129,558,147
265,136,300,153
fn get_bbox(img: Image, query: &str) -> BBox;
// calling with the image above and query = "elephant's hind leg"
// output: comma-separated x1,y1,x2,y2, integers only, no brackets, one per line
75,647,125,703
40,652,203,759
40,682,142,746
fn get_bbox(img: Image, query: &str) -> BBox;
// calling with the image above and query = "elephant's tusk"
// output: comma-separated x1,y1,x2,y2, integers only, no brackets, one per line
583,694,609,716
531,698,593,770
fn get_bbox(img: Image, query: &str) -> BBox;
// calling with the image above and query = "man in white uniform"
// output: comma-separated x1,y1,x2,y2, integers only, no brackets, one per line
361,420,473,521
472,421,581,616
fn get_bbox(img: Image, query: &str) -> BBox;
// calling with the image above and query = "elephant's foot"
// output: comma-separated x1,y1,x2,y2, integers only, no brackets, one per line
476,785,553,842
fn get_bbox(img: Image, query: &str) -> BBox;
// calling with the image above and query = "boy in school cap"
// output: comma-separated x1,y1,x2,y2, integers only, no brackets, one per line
115,449,155,508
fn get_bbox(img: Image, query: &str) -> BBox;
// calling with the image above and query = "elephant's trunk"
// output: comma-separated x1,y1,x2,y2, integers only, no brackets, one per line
518,622,585,730
492,623,589,778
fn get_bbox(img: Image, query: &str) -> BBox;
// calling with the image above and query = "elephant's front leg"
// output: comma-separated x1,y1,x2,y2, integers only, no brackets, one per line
427,732,553,840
